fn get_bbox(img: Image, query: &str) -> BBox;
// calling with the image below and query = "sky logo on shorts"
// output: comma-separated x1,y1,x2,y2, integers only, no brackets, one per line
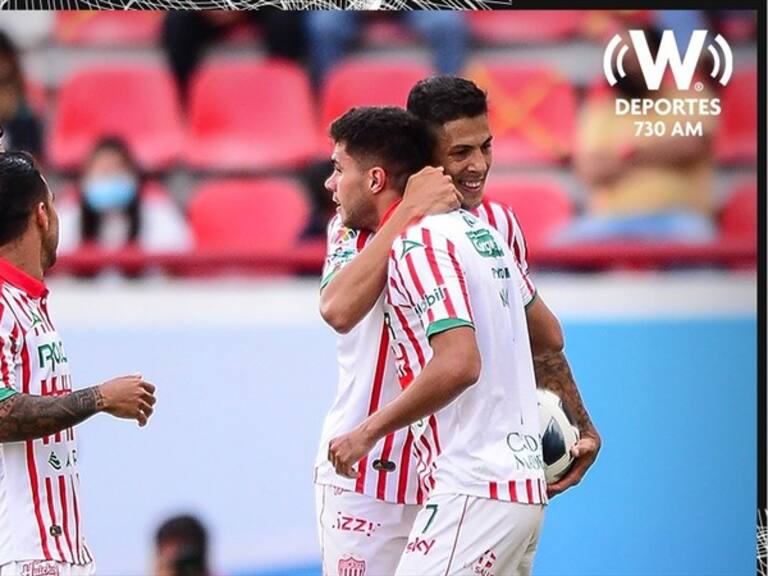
406,536,436,555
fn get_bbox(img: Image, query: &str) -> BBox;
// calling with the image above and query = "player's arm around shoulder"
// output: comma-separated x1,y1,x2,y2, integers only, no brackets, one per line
319,167,461,334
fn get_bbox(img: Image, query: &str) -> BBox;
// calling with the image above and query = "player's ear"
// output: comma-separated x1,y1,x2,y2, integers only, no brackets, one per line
33,200,50,232
369,167,387,195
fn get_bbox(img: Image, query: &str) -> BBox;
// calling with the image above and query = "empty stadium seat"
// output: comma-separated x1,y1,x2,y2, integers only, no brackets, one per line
484,178,574,249
719,180,756,244
715,68,757,164
185,61,319,172
188,178,310,251
54,11,162,45
48,66,184,171
467,64,576,165
319,59,434,135
468,11,585,44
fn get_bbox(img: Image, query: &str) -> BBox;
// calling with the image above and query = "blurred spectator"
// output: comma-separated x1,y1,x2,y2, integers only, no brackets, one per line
306,11,468,87
57,137,192,253
0,31,43,159
0,11,54,49
154,514,209,576
561,28,718,244
162,11,306,104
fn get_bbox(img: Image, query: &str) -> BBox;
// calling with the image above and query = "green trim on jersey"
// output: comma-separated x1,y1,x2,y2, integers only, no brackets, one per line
0,388,18,402
319,271,337,292
525,290,538,310
426,318,475,339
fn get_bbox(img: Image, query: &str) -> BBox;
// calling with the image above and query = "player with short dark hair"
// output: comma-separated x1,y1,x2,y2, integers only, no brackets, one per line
328,105,546,575
0,151,157,575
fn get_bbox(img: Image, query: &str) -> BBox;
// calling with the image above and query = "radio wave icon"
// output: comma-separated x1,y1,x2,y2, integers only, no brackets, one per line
603,34,630,86
707,34,733,86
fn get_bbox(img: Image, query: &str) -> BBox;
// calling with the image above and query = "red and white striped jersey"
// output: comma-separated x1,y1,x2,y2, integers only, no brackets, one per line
0,258,93,566
385,208,548,505
315,215,425,505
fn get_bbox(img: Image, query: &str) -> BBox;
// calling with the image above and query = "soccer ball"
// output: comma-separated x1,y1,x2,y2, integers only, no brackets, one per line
537,389,580,484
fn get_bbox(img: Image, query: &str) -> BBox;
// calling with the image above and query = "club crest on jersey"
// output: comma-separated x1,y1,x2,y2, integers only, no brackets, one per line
338,556,366,576
333,227,357,245
414,286,447,318
466,229,503,258
400,239,424,259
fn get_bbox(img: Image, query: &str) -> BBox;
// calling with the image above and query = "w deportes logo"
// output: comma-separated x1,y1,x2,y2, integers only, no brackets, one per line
604,30,733,90
603,29,732,138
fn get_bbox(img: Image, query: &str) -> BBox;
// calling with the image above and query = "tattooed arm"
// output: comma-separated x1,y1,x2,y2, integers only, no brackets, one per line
526,296,601,497
0,375,157,443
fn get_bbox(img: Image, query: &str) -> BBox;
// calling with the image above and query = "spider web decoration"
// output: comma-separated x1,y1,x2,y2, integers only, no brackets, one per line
759,509,767,576
1,0,509,9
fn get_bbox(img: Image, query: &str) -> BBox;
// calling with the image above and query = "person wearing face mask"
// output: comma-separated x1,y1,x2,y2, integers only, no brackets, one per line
57,137,192,256
0,31,43,159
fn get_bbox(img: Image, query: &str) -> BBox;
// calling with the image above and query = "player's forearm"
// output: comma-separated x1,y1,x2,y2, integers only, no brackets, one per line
0,387,105,442
360,351,479,443
533,350,597,434
320,206,415,333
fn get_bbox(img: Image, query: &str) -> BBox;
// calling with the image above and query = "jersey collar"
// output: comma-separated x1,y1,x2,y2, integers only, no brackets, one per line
0,257,48,299
378,199,403,229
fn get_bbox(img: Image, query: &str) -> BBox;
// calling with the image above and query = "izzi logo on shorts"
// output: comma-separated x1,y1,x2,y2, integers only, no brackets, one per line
603,30,731,138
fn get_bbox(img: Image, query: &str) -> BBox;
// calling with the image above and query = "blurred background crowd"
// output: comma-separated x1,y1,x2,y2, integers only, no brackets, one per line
0,9,758,277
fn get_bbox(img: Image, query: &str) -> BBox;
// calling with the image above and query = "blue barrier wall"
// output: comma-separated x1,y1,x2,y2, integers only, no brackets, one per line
50,281,756,575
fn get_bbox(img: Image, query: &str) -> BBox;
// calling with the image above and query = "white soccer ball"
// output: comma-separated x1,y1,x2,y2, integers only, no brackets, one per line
537,389,580,484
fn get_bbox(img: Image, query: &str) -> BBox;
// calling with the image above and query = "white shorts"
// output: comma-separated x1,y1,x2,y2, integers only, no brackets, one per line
315,484,421,576
0,560,95,576
395,493,545,576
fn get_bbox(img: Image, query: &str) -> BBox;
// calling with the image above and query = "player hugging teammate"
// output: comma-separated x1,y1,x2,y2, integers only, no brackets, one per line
315,77,601,575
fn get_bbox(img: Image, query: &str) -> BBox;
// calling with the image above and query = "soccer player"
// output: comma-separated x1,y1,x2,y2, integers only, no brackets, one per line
314,126,461,574
328,106,546,575
323,76,601,497
0,151,157,575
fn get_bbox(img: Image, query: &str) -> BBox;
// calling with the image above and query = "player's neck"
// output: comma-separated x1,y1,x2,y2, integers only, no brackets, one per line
373,190,403,232
0,236,45,282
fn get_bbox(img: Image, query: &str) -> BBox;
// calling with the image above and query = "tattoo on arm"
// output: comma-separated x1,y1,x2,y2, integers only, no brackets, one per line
533,351,595,433
0,386,104,443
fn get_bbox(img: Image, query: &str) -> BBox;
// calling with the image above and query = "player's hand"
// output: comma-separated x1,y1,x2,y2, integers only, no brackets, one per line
98,375,157,427
402,166,462,218
547,428,601,498
328,427,376,479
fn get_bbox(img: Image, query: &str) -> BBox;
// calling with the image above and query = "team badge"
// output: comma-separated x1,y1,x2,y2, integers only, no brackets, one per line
338,556,367,576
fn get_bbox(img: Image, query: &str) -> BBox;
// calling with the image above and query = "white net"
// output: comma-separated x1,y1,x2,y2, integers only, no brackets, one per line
1,0,508,8
760,509,767,576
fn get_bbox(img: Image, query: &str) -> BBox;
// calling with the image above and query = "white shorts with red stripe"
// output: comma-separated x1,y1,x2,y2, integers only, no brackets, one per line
0,560,95,576
316,484,421,576
394,493,544,576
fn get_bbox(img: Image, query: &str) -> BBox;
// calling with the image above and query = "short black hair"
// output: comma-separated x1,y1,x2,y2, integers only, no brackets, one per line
329,106,435,193
0,151,48,246
407,76,488,128
156,514,208,576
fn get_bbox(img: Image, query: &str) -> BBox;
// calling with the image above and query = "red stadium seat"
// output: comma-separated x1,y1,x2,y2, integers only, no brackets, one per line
48,66,184,171
54,11,162,45
715,68,757,164
484,178,574,250
468,11,585,44
719,181,757,244
467,64,576,165
185,60,319,172
188,178,310,251
319,59,434,136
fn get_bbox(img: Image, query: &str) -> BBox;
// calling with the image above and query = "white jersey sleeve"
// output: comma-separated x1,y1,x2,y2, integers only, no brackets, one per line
389,226,474,339
320,215,371,291
0,299,19,401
